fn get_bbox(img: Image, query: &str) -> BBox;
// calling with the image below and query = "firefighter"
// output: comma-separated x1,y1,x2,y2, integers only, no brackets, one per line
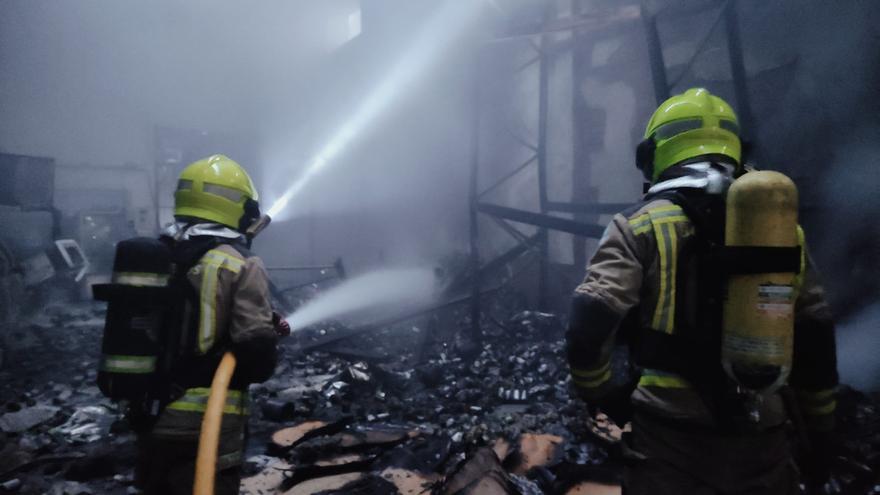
134,155,289,494
565,88,838,494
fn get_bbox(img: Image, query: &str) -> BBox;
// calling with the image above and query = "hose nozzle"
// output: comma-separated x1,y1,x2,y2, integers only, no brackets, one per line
245,214,272,240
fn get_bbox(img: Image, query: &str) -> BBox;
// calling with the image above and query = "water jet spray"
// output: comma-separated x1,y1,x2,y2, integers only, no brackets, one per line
265,1,485,220
285,268,438,330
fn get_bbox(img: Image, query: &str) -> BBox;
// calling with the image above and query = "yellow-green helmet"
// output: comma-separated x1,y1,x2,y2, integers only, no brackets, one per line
642,88,741,182
174,154,259,229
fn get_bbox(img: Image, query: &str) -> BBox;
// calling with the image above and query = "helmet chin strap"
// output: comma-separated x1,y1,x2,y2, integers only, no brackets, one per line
635,135,657,182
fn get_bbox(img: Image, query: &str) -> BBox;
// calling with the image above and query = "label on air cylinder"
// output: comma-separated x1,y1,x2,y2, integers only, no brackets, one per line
724,333,785,360
756,284,793,317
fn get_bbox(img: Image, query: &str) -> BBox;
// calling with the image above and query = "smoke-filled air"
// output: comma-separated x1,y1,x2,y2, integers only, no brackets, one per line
1,1,878,494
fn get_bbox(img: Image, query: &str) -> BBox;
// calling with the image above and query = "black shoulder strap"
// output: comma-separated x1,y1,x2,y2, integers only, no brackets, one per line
619,200,649,219
647,190,801,275
631,189,729,406
164,236,221,275
647,189,725,244
224,239,252,259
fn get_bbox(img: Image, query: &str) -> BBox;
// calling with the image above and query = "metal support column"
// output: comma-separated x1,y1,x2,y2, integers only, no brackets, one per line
468,4,638,329
536,6,552,311
724,0,754,142
570,0,591,275
469,48,483,340
641,4,670,105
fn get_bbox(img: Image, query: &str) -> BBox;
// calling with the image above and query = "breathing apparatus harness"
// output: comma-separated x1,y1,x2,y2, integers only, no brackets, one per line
627,162,802,429
94,225,250,431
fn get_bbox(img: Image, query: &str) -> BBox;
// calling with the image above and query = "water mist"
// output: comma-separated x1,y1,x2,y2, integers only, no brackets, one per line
286,268,438,330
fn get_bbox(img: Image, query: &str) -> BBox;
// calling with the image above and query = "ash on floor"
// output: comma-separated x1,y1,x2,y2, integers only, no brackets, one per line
2,299,879,494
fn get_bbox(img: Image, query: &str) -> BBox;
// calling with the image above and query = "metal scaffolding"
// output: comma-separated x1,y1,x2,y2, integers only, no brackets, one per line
467,1,753,336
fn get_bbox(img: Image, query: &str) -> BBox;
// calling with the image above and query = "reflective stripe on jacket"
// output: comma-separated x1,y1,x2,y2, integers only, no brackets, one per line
166,388,250,415
569,196,837,429
151,242,275,442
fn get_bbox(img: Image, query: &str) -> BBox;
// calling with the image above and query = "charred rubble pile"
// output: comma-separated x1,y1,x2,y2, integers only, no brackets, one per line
1,299,880,494
0,303,137,495
242,289,880,495
242,298,624,495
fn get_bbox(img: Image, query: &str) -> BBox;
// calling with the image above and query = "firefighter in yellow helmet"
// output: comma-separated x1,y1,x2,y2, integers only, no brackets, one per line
134,155,289,494
565,89,839,493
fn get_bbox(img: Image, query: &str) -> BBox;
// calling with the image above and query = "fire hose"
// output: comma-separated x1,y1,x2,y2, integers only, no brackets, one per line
193,352,237,495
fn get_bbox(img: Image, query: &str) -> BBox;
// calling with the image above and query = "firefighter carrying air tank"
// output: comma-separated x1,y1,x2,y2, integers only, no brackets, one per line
565,88,839,494
94,154,290,495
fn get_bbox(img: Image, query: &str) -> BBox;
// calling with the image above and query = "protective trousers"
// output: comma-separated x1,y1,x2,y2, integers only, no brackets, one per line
623,412,799,495
135,433,242,495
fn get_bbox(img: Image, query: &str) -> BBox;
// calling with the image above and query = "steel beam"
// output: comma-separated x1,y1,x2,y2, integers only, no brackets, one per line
536,4,552,311
448,233,541,294
290,286,503,355
478,154,537,200
724,0,755,142
546,201,633,214
469,48,483,340
642,4,670,105
476,202,605,238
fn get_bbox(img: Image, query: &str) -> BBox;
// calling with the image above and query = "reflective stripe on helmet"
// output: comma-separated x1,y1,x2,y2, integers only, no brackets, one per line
112,272,170,287
100,354,157,374
165,387,249,415
652,118,703,141
203,182,245,203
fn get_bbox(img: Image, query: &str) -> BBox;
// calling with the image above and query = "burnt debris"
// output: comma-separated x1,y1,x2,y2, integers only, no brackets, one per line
1,297,880,494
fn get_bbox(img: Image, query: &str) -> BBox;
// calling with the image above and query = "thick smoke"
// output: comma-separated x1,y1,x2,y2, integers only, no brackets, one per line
837,304,880,392
1,0,878,380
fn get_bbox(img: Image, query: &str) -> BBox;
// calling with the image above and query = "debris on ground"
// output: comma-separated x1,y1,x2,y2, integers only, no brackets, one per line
0,406,60,433
2,293,879,494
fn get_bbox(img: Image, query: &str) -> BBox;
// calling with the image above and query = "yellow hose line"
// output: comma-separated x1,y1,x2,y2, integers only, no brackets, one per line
193,352,237,495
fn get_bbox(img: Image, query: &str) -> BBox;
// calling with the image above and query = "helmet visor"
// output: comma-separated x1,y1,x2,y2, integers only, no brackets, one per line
203,183,245,203
719,119,740,136
653,118,702,141
653,117,740,141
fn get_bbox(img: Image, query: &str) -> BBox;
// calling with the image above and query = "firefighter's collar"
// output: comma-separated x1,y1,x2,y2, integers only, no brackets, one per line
648,161,735,196
162,221,244,241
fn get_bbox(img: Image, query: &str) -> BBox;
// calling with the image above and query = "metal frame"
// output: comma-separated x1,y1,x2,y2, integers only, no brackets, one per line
468,0,753,336
469,4,616,335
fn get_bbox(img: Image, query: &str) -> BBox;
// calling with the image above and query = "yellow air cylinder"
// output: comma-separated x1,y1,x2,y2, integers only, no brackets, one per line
722,170,798,394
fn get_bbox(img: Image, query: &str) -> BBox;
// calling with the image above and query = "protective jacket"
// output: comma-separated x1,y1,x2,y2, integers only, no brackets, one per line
147,221,278,469
566,163,838,432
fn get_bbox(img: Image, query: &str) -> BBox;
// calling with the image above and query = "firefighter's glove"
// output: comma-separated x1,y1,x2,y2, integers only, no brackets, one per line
272,311,291,337
586,385,633,427
231,334,278,385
